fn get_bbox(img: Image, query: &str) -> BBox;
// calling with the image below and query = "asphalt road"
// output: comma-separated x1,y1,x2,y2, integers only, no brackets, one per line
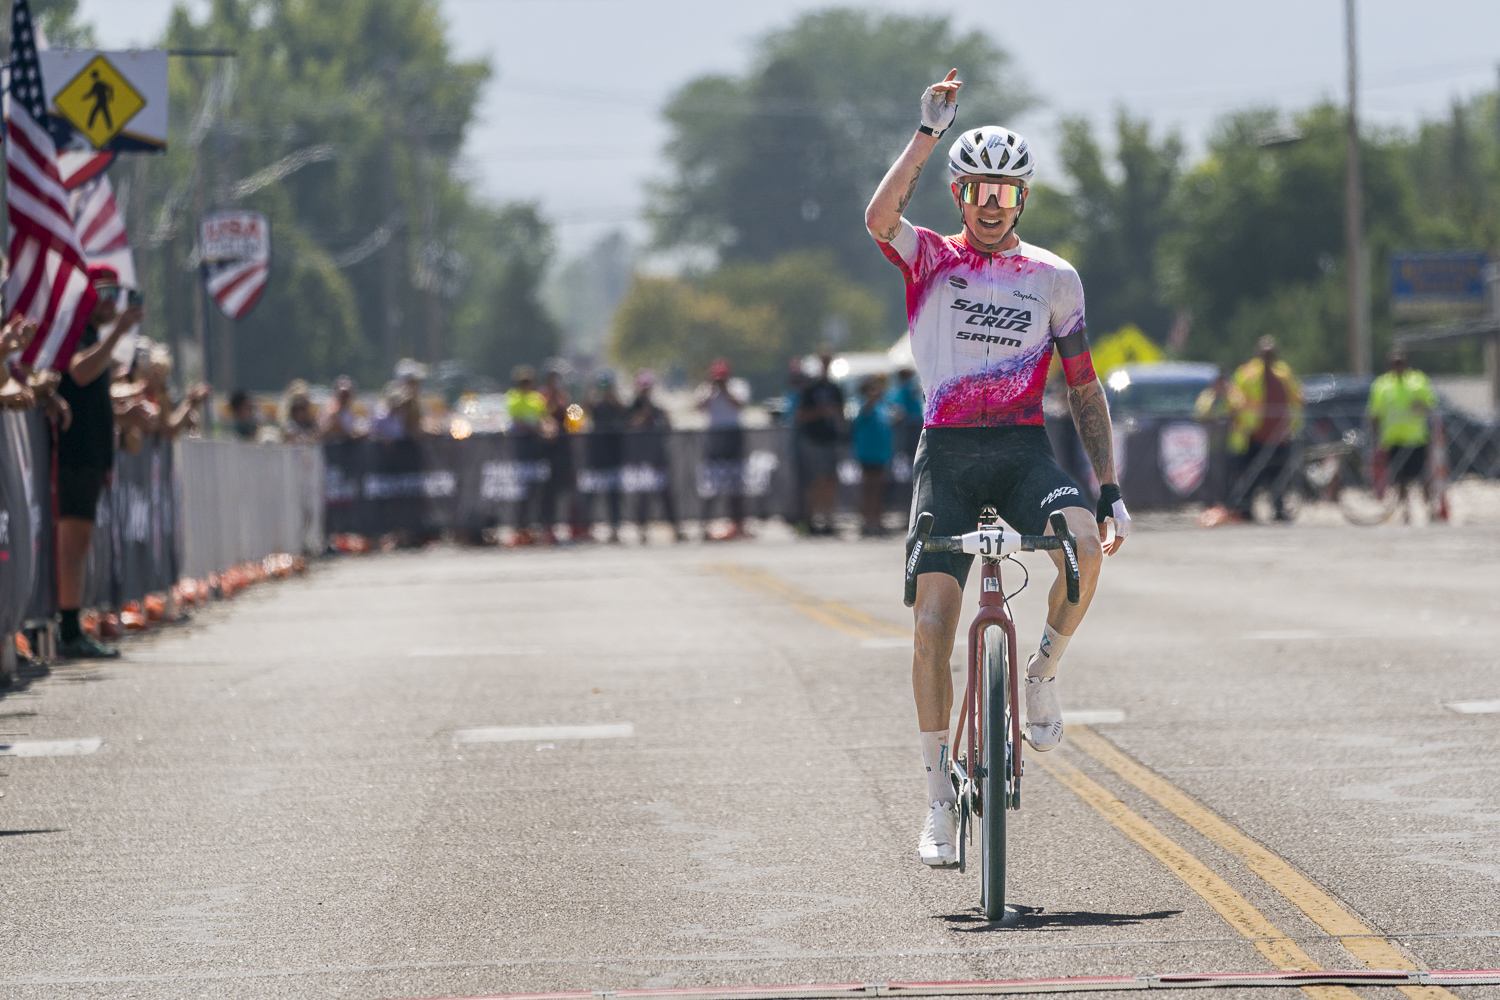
1,519,1497,1000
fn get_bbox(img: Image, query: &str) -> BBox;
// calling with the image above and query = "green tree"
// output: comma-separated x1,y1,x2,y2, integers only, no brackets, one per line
1013,113,1184,345
611,277,783,383
1162,104,1415,370
610,250,882,390
450,203,560,381
132,0,546,391
650,8,1031,328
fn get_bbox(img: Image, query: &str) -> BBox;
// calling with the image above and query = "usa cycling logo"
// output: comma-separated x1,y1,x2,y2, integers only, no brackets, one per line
1039,485,1080,508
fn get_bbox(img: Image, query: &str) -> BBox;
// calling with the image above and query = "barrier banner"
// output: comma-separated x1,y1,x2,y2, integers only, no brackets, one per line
324,429,801,537
0,412,43,637
83,435,177,609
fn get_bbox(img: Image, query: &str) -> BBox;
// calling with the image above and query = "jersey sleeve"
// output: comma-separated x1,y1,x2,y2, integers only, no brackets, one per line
1049,265,1095,385
876,219,929,285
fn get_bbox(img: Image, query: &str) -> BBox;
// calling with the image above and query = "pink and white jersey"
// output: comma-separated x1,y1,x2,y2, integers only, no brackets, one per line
879,220,1086,428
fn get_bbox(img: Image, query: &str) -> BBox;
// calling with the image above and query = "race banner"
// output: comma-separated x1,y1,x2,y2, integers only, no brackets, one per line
200,210,271,320
38,50,167,153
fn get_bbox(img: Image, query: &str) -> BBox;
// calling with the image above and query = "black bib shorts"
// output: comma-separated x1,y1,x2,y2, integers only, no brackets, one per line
908,425,1090,587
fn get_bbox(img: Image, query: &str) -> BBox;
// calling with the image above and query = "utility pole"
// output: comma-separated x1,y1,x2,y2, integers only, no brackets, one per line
1344,0,1371,375
379,57,405,374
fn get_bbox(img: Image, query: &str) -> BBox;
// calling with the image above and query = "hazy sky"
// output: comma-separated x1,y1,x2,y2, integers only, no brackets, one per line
84,0,1500,255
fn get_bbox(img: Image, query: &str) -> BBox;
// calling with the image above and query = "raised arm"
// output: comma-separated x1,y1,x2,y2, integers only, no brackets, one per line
864,70,960,243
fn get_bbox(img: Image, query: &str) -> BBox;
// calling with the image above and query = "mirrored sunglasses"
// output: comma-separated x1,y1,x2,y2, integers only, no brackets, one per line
956,181,1024,208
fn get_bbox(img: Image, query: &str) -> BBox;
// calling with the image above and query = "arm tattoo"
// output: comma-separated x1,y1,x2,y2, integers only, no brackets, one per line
1068,379,1117,484
896,163,924,214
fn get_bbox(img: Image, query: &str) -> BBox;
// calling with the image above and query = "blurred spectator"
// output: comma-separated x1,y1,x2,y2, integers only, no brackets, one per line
55,265,142,659
1194,369,1232,422
696,358,747,540
1228,335,1303,522
373,359,426,441
586,370,628,542
539,364,577,541
1367,348,1438,507
505,365,548,435
780,358,809,427
319,375,365,442
886,366,924,462
0,317,39,410
627,369,682,541
852,375,893,537
281,379,319,443
142,346,210,441
229,390,259,441
796,347,845,537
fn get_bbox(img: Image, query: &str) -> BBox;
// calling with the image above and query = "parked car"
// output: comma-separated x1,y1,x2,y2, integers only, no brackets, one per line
1102,362,1218,419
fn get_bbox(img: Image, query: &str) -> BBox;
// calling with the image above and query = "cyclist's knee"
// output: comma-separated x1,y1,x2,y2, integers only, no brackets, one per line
1073,529,1103,582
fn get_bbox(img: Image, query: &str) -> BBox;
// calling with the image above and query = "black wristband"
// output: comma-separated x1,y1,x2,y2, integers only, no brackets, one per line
1096,483,1122,523
918,124,946,139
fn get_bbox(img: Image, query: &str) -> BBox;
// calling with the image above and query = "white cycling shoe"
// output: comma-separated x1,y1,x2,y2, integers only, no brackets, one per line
917,799,960,867
1024,673,1064,751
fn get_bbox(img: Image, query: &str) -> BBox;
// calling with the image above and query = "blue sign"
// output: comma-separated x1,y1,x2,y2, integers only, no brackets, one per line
1390,251,1486,314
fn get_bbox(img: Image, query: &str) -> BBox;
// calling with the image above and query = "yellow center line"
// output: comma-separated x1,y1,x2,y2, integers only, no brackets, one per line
1034,754,1360,1000
1066,725,1457,1000
706,563,910,640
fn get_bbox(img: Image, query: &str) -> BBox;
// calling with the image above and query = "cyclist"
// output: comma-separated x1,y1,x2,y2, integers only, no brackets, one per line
864,70,1130,868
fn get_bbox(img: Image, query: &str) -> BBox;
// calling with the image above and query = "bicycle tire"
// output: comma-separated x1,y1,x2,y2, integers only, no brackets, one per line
1337,485,1399,525
979,624,1008,921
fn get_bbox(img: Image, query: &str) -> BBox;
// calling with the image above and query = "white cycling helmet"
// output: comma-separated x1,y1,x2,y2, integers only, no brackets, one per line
948,126,1035,183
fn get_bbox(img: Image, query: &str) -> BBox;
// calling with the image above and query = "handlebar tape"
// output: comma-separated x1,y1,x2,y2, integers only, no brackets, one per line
1048,510,1081,605
903,512,934,607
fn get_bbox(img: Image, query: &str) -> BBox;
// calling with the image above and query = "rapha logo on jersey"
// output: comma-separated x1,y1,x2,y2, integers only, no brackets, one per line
1012,290,1043,304
948,276,968,289
1039,485,1080,508
950,298,1032,334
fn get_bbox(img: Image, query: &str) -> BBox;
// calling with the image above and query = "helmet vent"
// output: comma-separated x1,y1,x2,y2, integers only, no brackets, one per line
995,147,1010,169
960,149,978,168
1013,151,1029,171
979,147,992,169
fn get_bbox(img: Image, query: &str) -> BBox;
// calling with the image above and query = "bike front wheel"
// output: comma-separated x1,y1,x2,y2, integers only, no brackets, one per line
979,623,1009,921
1338,484,1400,525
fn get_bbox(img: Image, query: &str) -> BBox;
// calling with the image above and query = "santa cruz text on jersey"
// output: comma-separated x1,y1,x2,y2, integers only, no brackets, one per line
878,218,1086,428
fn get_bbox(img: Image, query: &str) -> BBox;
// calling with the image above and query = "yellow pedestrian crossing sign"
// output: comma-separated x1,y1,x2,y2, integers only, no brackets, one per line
53,55,145,150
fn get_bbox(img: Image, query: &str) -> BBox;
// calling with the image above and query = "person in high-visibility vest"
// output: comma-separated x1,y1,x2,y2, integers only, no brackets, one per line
1367,348,1438,508
1227,335,1303,521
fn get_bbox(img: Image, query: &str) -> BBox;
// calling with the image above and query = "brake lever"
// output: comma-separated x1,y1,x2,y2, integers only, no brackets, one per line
1048,510,1081,605
904,511,934,607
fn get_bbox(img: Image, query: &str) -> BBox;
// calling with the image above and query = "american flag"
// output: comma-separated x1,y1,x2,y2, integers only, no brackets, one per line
5,0,97,372
70,173,135,288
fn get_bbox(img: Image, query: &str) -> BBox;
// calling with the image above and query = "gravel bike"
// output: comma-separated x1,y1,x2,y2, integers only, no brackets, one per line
904,507,1080,920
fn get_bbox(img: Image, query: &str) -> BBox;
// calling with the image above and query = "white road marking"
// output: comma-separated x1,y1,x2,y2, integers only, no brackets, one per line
454,724,634,744
858,637,911,649
1240,629,1374,641
1446,700,1500,714
1062,710,1125,725
410,647,543,658
0,738,102,757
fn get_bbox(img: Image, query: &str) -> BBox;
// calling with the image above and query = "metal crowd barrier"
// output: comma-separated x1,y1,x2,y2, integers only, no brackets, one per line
0,416,323,678
176,438,323,580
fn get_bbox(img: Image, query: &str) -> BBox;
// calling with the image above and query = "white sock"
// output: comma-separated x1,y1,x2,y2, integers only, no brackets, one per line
920,729,955,804
1028,623,1071,680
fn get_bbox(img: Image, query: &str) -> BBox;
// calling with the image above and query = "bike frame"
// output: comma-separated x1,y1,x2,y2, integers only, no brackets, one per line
954,554,1022,813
